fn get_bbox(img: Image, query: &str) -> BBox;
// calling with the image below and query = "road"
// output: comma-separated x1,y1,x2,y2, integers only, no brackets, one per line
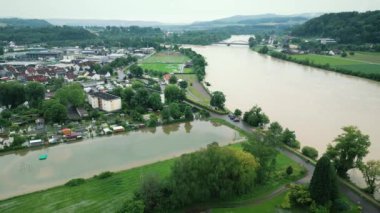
207,111,380,212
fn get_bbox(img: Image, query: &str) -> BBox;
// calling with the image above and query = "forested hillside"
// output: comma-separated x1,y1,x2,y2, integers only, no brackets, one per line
291,11,380,44
0,18,51,27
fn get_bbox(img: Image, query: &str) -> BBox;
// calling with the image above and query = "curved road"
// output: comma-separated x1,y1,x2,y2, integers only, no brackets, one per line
209,112,380,213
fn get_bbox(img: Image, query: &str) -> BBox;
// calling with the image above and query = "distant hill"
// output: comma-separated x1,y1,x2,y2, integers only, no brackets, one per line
291,11,380,44
190,13,321,28
0,18,51,27
47,19,164,27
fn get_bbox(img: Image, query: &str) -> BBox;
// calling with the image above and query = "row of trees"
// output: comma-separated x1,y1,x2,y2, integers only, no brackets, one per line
0,81,45,108
179,48,207,81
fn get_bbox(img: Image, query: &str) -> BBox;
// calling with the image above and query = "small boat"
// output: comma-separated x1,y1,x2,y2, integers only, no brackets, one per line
39,154,48,160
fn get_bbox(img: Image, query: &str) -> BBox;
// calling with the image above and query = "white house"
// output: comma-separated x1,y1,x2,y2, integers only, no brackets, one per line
88,92,121,112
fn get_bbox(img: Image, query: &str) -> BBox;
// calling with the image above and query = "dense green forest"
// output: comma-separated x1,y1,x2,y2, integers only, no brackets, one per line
0,26,96,45
291,11,380,44
0,18,51,27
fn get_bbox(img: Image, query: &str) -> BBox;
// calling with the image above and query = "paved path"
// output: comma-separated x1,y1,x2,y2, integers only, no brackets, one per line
205,111,380,212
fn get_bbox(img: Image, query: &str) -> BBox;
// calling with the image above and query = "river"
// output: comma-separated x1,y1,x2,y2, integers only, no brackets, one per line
188,36,380,190
0,121,241,200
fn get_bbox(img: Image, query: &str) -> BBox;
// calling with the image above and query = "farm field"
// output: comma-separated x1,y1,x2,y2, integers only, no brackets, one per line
290,53,380,75
0,143,303,213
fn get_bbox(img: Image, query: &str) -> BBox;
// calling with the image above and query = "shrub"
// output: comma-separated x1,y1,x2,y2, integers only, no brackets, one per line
118,199,145,213
302,146,319,160
332,199,350,212
65,178,85,187
287,184,313,207
286,166,293,176
96,171,114,179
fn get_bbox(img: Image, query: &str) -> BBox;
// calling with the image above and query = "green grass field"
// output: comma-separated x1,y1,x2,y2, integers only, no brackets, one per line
139,51,192,73
0,159,175,213
142,52,190,64
140,63,180,73
290,52,380,75
212,192,287,213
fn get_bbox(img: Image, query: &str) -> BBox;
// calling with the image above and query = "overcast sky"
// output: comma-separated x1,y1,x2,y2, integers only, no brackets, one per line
0,0,379,23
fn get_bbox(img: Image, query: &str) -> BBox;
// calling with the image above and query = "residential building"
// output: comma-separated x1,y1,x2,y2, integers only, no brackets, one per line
87,91,121,112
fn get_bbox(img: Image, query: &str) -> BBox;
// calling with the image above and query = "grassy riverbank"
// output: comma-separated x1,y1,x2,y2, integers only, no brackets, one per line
0,133,304,213
290,53,380,76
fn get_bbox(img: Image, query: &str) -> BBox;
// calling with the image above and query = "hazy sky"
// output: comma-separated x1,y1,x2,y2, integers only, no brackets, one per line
0,0,379,23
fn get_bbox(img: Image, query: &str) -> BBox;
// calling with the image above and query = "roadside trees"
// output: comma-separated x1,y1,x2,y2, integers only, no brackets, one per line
359,160,380,194
243,105,269,127
302,146,319,160
233,109,242,117
309,156,338,205
210,91,226,110
326,126,371,178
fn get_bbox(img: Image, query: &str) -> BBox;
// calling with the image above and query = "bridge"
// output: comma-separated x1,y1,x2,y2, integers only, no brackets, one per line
216,40,249,46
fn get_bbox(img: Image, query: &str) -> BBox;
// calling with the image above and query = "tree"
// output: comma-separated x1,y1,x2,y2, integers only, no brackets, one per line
55,83,85,107
243,138,278,183
265,122,284,145
164,85,185,103
147,114,158,127
286,166,293,176
210,91,226,110
134,174,167,212
11,134,27,147
161,108,171,122
359,160,380,194
25,82,45,108
243,105,269,127
0,46,4,56
118,199,145,213
234,109,242,117
309,156,338,205
169,75,178,84
148,93,163,111
42,100,67,123
184,106,194,120
130,110,143,122
302,146,319,160
258,46,269,54
326,126,371,178
130,64,143,77
281,128,300,149
178,80,188,89
169,143,259,208
0,82,26,108
169,103,182,120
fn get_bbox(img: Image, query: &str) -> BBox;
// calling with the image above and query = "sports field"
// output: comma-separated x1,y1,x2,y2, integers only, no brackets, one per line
140,51,192,73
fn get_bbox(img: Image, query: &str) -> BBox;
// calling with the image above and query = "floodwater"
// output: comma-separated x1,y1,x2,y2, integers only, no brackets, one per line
189,36,380,191
0,121,241,200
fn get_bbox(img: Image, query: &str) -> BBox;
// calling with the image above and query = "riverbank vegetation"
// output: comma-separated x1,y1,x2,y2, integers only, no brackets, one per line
291,11,380,44
264,51,380,81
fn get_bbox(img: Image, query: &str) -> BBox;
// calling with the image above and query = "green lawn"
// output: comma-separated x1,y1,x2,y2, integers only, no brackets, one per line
290,53,380,75
212,192,287,213
175,74,211,106
0,159,175,213
142,52,190,64
140,63,180,73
